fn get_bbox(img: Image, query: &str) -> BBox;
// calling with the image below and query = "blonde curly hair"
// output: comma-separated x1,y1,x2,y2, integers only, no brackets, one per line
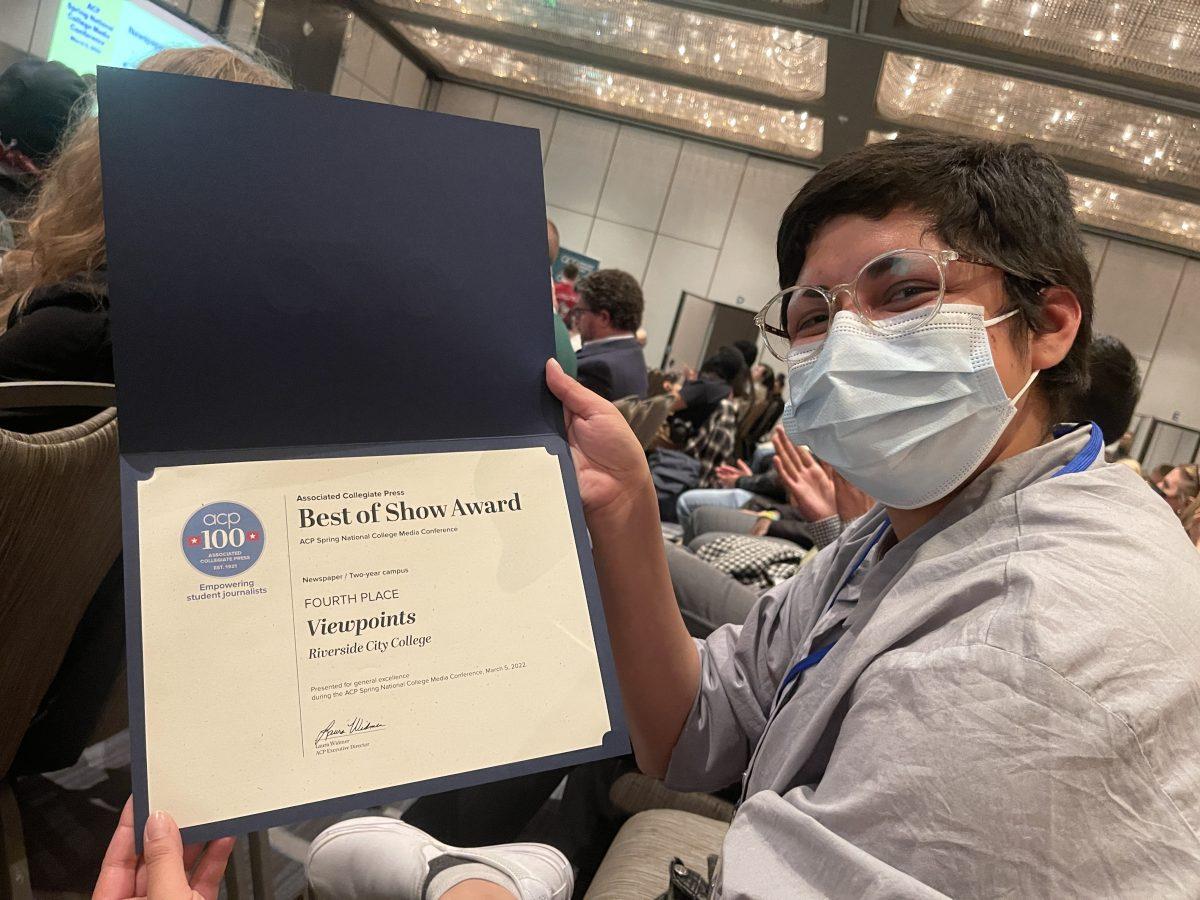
1,46,289,318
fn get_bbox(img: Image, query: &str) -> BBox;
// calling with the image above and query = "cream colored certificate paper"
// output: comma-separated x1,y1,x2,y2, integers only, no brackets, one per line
136,446,612,830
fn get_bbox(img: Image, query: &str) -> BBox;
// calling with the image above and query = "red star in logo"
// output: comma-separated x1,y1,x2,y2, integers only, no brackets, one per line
247,531,261,542
186,535,202,546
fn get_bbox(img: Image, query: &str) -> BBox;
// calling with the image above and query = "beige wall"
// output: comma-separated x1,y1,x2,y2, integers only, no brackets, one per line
329,16,427,110
435,83,1200,433
435,82,809,371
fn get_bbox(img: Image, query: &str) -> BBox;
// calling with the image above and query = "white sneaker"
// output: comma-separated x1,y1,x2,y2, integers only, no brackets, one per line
306,816,574,900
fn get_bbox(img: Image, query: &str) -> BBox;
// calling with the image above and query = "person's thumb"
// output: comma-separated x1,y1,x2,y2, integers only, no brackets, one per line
545,358,608,419
143,811,193,898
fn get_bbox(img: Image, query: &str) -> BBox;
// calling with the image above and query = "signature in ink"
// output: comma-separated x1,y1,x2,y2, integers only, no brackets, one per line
314,717,387,747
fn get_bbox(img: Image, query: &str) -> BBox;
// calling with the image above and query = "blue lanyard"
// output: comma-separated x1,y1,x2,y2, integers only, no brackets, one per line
775,422,1103,698
775,520,888,698
1053,421,1104,477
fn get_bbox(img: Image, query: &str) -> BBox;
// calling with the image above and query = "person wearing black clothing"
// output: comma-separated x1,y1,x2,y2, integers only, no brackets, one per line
2,278,111,380
671,345,744,433
728,466,786,503
0,59,88,217
0,277,111,432
0,48,288,433
733,339,757,368
1066,333,1140,443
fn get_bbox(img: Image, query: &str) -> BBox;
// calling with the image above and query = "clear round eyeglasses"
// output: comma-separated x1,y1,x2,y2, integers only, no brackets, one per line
754,248,997,362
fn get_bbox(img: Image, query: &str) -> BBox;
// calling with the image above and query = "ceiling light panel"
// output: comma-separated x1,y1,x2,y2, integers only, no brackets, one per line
876,53,1200,189
403,26,823,157
1069,174,1200,253
866,130,1199,252
379,0,826,100
900,0,1200,90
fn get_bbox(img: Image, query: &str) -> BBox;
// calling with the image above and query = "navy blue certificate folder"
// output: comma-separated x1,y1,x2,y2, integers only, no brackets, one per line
98,67,628,847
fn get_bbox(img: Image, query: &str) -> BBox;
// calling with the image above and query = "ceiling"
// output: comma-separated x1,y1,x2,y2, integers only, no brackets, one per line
346,0,1200,256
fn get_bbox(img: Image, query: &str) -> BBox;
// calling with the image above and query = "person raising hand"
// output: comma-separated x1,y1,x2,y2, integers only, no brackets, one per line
713,459,752,489
771,426,836,523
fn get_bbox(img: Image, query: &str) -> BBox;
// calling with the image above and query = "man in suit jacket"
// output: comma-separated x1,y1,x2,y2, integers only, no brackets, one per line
573,268,648,401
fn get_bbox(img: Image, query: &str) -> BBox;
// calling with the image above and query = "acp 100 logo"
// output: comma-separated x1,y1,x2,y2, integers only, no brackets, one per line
181,502,265,577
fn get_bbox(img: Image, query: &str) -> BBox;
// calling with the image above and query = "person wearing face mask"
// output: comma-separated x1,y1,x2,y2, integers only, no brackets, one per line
308,136,1200,900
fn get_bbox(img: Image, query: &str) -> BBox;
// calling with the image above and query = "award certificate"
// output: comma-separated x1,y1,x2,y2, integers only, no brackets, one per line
134,444,612,834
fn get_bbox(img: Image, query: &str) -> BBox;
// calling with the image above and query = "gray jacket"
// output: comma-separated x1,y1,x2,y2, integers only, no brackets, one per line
665,426,1200,898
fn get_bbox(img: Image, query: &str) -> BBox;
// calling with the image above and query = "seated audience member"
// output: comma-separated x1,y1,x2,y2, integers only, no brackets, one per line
650,373,743,514
684,427,873,553
1110,431,1141,473
733,339,757,369
553,260,580,316
674,457,784,535
1157,463,1200,516
545,219,577,378
0,60,88,310
573,268,648,401
731,339,757,398
308,134,1200,899
664,538,765,638
750,360,773,395
0,48,289,433
680,392,739,490
675,425,833,537
678,425,862,533
658,367,685,398
669,346,744,438
740,370,784,454
1180,495,1200,551
1067,333,1140,444
673,440,870,632
0,59,88,219
733,359,779,459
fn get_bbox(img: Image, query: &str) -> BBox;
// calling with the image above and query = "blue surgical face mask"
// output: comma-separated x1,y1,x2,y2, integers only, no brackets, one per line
782,303,1038,510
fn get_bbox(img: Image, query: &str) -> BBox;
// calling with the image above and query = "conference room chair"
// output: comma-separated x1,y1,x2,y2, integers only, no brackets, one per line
0,383,286,900
574,769,730,897
0,382,119,900
613,394,675,452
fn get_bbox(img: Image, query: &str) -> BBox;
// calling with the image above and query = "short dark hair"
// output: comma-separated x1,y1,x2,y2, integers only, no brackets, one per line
776,134,1093,421
577,268,644,332
734,339,758,366
701,346,746,384
1068,334,1140,442
562,261,580,280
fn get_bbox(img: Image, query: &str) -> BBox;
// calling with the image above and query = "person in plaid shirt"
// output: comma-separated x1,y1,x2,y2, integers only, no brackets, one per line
684,397,741,489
